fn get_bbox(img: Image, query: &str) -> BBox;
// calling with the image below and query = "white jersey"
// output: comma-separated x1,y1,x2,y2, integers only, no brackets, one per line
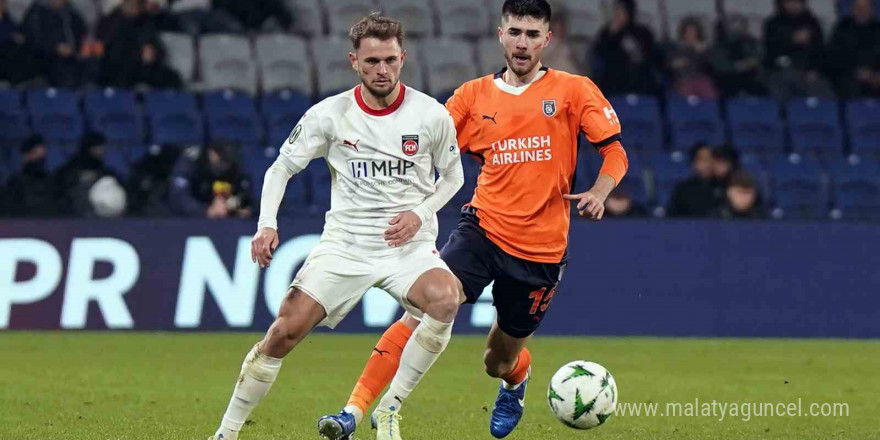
274,84,461,251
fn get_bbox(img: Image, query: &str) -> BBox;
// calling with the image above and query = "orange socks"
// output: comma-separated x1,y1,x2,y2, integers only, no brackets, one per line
502,348,531,386
345,321,414,417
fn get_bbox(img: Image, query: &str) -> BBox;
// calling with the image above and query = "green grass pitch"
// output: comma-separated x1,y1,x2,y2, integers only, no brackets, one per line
1,332,878,440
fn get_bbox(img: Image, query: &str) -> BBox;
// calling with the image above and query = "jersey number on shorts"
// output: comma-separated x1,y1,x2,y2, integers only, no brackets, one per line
528,285,558,315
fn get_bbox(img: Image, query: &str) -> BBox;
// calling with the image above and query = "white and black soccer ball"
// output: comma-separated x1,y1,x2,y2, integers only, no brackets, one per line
547,360,617,429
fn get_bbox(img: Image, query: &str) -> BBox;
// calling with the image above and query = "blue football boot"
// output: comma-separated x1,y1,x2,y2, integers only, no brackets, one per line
317,410,357,440
489,368,530,438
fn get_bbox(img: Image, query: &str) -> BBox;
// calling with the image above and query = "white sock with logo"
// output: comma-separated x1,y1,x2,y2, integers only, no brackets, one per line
376,315,453,412
214,343,282,439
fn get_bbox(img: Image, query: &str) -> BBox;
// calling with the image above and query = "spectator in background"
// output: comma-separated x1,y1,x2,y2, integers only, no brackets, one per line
604,187,647,218
55,132,128,217
171,0,242,35
667,142,725,217
667,16,719,98
2,135,58,217
0,0,41,85
21,0,88,87
541,6,585,74
212,0,292,32
97,0,182,88
711,145,740,185
593,0,661,95
827,0,880,97
169,143,252,219
763,0,835,101
127,144,181,216
712,13,767,96
715,171,766,219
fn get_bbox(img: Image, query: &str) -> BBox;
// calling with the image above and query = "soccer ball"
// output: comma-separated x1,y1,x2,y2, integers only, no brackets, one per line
547,360,618,429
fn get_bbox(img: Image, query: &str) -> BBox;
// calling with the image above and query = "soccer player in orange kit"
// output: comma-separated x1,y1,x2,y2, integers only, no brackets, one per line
318,1,629,439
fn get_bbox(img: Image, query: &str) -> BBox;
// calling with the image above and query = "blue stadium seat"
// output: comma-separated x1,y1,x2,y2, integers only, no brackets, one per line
305,157,332,211
144,89,204,146
85,88,144,147
0,89,30,152
46,145,75,171
617,154,648,206
204,90,262,145
608,94,664,154
26,88,83,148
786,98,844,157
649,150,690,213
726,97,785,156
240,146,308,214
261,90,310,147
769,154,828,219
667,95,724,151
103,147,133,181
829,155,880,220
845,99,880,157
740,153,771,199
449,154,480,209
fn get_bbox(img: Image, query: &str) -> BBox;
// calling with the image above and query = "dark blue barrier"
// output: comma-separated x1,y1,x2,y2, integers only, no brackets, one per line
1,217,877,337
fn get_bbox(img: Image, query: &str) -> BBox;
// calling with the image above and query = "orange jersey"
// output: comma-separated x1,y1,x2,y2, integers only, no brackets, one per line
445,67,623,263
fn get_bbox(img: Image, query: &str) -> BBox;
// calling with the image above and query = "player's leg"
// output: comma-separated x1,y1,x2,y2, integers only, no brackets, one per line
211,287,325,440
485,263,564,439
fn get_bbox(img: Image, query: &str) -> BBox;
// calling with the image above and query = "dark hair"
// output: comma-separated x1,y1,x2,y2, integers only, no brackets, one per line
21,134,45,153
728,171,756,191
80,131,106,150
688,142,712,163
616,0,636,20
349,12,404,50
677,16,706,42
502,0,552,22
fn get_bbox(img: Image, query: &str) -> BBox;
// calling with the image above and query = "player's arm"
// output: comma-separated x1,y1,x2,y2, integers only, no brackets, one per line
385,113,464,247
564,78,629,220
444,82,474,154
253,111,329,266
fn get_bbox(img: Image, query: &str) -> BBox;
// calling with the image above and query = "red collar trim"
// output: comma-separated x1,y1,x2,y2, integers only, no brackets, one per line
354,83,406,116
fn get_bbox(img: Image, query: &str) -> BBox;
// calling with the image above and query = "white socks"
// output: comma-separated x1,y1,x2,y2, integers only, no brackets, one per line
214,344,282,439
377,315,453,412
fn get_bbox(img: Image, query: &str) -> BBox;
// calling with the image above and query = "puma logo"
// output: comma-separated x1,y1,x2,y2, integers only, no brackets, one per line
482,112,498,124
373,348,390,356
343,139,360,151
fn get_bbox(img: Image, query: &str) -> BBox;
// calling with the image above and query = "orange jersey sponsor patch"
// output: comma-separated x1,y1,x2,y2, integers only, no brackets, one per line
446,68,623,263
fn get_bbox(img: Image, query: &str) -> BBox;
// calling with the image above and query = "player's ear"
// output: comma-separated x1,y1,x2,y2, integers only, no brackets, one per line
545,29,553,48
348,51,358,71
497,26,503,43
400,49,406,66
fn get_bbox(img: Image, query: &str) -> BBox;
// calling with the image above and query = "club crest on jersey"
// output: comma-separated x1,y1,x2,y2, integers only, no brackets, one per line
542,100,557,117
402,135,419,156
288,124,302,144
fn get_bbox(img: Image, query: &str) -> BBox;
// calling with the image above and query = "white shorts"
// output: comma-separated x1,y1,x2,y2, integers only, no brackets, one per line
291,239,450,328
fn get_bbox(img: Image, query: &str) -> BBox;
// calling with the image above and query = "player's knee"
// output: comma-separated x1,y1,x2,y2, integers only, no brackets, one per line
483,349,516,378
422,281,459,321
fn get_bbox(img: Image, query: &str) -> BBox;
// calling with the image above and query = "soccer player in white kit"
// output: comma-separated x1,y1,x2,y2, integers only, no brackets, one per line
208,14,465,440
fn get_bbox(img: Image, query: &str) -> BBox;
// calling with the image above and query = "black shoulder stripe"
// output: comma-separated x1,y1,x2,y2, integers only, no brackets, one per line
592,133,622,149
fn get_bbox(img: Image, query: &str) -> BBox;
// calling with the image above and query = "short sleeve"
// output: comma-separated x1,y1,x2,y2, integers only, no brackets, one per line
431,111,461,170
277,110,330,172
577,77,622,148
444,82,473,152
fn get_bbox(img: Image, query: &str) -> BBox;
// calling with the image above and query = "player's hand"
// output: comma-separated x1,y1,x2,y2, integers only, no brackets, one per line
384,211,422,247
563,191,606,220
251,227,279,268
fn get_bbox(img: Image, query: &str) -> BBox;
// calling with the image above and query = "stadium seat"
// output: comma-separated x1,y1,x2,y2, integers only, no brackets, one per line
726,97,785,156
399,40,427,92
769,153,828,219
378,0,435,38
261,90,311,147
203,90,262,145
617,154,648,206
608,94,664,154
829,155,880,220
69,0,99,28
256,34,313,94
160,33,196,84
324,0,377,36
558,0,606,40
26,88,83,148
199,34,258,94
665,0,718,41
5,0,31,22
786,97,844,158
84,88,144,147
477,37,504,75
740,153,771,199
144,89,205,146
103,146,134,181
0,89,31,152
285,0,324,37
721,0,775,38
452,155,481,208
312,36,358,99
649,150,690,213
45,144,74,171
845,99,880,157
420,38,478,101
436,0,491,38
306,157,333,210
810,0,837,33
666,95,724,152
240,146,309,212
